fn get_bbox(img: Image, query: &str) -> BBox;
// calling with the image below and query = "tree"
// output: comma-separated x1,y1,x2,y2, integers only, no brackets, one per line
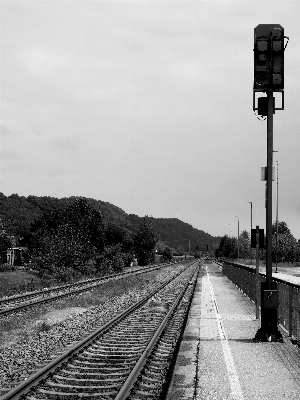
0,231,11,263
0,232,11,252
64,197,105,253
272,221,291,236
30,198,105,278
33,224,95,280
96,244,128,274
161,246,173,262
156,240,168,254
238,230,251,259
215,235,237,259
271,221,299,263
133,216,159,266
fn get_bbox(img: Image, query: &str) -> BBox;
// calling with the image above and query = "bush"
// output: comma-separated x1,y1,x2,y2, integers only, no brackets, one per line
161,247,173,262
95,245,134,274
0,264,14,272
133,217,158,266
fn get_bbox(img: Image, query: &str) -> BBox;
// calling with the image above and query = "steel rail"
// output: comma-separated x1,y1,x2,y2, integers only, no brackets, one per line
115,266,199,399
0,262,174,316
0,262,174,305
0,261,197,400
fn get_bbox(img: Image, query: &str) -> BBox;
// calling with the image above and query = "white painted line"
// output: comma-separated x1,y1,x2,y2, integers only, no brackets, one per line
206,266,245,400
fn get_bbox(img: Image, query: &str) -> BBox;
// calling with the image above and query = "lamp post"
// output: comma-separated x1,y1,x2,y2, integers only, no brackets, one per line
249,202,253,265
235,216,240,261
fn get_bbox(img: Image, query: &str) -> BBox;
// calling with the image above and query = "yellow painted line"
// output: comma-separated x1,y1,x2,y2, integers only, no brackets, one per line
206,266,245,400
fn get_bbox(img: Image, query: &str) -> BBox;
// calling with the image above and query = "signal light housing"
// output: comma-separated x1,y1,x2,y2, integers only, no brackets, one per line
254,24,284,92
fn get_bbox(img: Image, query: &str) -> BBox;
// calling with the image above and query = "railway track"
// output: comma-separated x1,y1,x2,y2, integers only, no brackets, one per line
0,261,200,400
0,262,175,316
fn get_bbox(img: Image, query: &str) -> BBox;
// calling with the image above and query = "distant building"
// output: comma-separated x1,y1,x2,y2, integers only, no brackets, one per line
7,247,27,266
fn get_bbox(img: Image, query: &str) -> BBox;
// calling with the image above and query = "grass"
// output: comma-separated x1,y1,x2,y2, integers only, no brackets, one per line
0,268,55,298
0,264,177,344
0,254,186,299
0,266,98,298
0,260,174,299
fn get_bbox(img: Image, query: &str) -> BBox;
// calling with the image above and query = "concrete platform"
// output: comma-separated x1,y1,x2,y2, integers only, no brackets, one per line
167,261,300,399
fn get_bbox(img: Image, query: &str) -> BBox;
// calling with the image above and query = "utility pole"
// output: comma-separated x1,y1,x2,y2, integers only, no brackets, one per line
253,24,288,342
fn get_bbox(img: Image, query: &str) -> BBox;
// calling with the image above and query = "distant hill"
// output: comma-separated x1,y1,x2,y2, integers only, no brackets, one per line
0,193,132,238
0,193,221,252
129,215,221,253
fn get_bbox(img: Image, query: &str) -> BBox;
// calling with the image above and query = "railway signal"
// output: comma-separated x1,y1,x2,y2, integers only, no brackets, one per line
254,24,284,92
253,24,288,342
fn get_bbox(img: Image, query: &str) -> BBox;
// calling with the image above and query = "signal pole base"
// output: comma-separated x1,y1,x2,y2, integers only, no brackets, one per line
253,326,283,342
253,283,283,342
253,306,283,342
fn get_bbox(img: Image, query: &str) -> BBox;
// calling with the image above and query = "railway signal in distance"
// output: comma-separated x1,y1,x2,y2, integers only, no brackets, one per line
251,228,264,249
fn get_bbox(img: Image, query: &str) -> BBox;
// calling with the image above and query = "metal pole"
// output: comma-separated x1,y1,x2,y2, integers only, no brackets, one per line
249,201,253,265
238,218,239,260
275,161,279,273
256,225,260,319
258,87,281,341
266,90,273,289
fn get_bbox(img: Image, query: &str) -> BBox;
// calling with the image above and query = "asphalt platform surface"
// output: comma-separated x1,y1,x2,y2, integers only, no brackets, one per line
167,260,300,400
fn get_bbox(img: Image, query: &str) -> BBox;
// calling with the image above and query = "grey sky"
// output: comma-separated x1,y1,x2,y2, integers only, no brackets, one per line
1,1,299,239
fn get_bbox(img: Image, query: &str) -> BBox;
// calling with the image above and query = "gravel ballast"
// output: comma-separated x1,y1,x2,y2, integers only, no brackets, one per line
0,264,187,392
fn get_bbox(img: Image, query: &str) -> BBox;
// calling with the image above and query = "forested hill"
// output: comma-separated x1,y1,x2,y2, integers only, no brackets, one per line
128,215,221,253
0,193,132,238
0,193,221,252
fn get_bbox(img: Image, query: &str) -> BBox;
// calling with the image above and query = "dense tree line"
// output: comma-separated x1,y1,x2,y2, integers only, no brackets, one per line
0,192,223,279
0,194,160,281
128,216,221,254
216,221,300,263
0,193,131,243
0,193,220,255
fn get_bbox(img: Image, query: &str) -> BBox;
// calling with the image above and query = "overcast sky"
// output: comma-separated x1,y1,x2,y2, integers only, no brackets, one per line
1,1,299,240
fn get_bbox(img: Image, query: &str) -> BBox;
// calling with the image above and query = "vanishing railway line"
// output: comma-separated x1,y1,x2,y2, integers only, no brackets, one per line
0,260,200,400
0,263,177,317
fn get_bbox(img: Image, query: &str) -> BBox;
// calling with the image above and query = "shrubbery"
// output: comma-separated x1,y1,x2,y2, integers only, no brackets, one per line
24,201,159,280
161,246,173,262
133,217,159,266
